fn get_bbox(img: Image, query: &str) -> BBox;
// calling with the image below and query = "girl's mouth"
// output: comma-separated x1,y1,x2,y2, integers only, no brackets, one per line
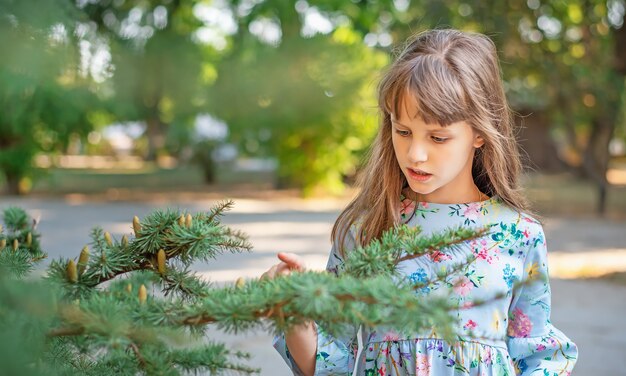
407,168,432,182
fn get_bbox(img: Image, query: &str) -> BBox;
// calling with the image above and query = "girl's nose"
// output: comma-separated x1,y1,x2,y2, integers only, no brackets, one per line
408,141,428,163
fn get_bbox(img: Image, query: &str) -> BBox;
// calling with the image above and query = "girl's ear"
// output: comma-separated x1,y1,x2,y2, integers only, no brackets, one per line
473,134,485,148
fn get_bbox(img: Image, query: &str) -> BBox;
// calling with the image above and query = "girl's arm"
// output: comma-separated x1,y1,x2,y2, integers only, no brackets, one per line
506,222,578,375
284,321,317,376
261,253,317,375
273,227,360,376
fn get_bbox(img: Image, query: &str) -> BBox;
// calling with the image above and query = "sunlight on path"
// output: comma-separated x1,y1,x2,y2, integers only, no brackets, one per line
548,249,626,278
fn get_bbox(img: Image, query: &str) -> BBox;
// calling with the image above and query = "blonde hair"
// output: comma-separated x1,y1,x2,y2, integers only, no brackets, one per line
332,29,531,257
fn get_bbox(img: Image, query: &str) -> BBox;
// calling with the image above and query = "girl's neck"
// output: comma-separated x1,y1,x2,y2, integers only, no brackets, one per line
402,185,489,204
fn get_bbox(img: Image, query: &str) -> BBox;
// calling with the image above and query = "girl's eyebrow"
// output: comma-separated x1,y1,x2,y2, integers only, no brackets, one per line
391,119,411,127
391,119,452,132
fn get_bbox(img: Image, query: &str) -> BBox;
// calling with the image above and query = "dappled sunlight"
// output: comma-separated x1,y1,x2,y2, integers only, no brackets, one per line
607,168,626,185
221,198,350,213
548,249,626,279
35,155,145,170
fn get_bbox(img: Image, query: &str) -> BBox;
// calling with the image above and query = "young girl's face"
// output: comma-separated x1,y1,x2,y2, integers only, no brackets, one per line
391,94,484,203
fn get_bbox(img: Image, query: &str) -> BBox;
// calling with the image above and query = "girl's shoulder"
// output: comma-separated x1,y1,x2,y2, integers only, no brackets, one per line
486,197,544,232
487,201,548,258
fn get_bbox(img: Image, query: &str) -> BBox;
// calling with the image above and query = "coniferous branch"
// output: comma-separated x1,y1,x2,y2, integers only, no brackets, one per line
44,268,528,347
89,227,107,256
397,225,492,263
89,341,260,375
167,271,460,341
0,251,37,279
46,215,494,344
2,206,31,231
2,202,506,375
129,342,147,369
122,204,250,279
406,253,476,294
0,207,46,276
343,224,490,278
160,220,250,265
46,201,251,299
167,344,261,375
44,338,98,374
201,200,235,226
44,270,460,343
160,265,212,300
46,298,259,374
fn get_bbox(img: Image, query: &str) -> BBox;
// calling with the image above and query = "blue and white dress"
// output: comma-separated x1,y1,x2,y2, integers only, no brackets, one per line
273,195,578,375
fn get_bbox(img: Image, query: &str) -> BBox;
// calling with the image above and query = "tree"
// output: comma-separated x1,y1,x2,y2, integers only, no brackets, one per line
0,203,500,374
0,1,97,194
209,1,387,195
78,0,209,161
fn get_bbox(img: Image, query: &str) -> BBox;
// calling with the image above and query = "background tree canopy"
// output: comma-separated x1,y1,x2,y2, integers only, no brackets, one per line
1,0,625,197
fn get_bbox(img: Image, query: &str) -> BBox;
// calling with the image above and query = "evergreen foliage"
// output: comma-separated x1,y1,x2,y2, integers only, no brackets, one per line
0,202,495,375
0,206,45,278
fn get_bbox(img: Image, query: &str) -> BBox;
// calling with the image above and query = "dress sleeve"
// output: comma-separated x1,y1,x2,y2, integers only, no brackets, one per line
506,222,578,375
272,225,360,375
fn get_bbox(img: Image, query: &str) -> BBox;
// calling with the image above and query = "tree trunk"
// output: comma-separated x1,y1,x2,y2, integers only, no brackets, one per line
514,109,567,172
145,115,165,162
3,171,23,196
581,115,616,178
581,116,616,214
581,11,626,215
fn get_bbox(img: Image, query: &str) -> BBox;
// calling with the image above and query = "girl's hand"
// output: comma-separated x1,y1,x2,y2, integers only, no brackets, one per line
260,252,306,281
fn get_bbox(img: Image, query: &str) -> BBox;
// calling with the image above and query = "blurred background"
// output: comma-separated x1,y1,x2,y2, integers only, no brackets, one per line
1,0,626,374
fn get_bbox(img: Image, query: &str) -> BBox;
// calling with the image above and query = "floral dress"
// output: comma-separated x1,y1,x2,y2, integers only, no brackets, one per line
273,195,578,375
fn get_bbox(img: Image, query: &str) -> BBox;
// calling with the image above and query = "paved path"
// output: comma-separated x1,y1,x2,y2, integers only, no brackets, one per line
1,196,625,375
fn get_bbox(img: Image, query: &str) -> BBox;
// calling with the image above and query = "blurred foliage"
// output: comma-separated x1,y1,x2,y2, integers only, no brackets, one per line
77,0,210,161
1,0,625,196
209,26,385,195
0,0,98,194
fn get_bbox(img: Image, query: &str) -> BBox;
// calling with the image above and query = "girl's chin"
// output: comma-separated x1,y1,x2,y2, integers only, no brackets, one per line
405,184,436,197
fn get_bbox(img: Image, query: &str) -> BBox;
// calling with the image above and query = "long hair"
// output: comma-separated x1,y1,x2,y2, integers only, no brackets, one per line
331,29,531,257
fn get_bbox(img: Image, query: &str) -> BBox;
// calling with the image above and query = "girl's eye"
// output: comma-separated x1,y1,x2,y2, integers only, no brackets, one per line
431,136,448,143
395,130,410,137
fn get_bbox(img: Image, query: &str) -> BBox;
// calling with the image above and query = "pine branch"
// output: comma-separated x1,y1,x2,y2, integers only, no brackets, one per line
2,206,30,231
50,271,461,341
48,202,252,297
160,265,212,300
200,200,235,226
129,343,147,369
168,343,261,374
2,201,506,375
342,224,490,278
406,253,476,293
0,251,36,279
1,207,46,268
46,212,495,344
44,338,98,375
397,225,492,263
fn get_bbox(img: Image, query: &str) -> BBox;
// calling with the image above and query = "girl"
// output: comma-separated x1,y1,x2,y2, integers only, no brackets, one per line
264,29,577,376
